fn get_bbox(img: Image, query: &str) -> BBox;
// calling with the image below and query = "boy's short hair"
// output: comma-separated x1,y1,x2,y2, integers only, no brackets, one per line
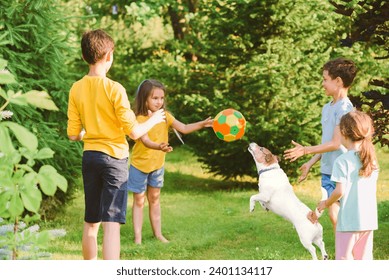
81,29,114,65
323,58,357,88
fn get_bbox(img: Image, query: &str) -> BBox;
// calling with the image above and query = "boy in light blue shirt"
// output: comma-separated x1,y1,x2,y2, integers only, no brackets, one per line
284,58,357,231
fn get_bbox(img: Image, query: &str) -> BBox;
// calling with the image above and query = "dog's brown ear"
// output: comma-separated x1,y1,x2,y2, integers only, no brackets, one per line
265,153,279,164
265,153,277,163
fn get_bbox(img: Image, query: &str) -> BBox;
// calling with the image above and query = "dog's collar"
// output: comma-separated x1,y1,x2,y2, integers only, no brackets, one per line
258,166,279,176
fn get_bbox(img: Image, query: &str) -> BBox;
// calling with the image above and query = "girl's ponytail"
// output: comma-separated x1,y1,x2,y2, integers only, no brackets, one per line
339,110,378,177
358,135,377,177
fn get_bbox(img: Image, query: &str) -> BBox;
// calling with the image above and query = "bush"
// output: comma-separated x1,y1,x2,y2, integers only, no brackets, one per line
0,61,67,259
0,0,83,218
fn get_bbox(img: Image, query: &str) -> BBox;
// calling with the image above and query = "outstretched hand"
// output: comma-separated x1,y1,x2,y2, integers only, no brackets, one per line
202,117,214,128
284,140,305,162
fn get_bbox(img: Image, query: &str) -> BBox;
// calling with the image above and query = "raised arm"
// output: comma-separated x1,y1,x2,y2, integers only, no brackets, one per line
128,109,166,140
172,117,213,135
284,125,342,162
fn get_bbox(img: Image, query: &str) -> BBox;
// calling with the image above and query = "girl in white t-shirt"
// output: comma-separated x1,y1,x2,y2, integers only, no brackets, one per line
312,110,379,259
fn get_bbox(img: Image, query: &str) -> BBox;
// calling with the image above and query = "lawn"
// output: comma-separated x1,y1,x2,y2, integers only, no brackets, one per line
46,146,389,260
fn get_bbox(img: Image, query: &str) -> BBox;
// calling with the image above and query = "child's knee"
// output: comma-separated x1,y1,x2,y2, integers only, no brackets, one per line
133,194,146,207
148,194,160,205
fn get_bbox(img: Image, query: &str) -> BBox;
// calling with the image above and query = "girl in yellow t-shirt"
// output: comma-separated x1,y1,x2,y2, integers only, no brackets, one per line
127,79,213,244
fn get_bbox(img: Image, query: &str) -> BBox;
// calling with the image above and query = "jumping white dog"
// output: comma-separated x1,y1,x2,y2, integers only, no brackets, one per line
248,142,328,260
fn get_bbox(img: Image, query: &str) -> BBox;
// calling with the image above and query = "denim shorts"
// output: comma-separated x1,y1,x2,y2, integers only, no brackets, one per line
321,173,336,197
127,165,164,193
82,151,128,224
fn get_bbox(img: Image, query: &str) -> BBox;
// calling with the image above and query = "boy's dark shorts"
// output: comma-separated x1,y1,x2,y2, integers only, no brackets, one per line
82,151,128,224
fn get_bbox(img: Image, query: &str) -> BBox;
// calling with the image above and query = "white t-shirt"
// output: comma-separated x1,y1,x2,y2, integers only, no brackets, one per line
331,150,378,232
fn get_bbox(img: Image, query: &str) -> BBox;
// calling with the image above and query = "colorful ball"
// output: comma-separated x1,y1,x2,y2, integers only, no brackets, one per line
212,108,246,142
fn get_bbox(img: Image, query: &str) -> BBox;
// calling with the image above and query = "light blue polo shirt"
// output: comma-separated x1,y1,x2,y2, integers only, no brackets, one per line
320,98,353,175
331,150,378,232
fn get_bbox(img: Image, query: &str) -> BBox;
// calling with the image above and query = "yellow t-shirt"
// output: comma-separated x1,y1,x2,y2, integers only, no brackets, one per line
131,112,175,173
67,75,137,159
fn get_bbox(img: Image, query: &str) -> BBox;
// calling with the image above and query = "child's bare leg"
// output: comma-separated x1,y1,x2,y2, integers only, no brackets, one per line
147,186,169,243
82,222,100,260
328,201,340,232
133,192,146,244
102,221,121,259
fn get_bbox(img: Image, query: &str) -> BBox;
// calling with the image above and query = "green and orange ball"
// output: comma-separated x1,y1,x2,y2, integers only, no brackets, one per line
212,108,246,142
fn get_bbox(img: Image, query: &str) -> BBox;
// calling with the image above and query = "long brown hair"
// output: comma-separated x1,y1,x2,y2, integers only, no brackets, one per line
339,110,378,177
134,79,167,116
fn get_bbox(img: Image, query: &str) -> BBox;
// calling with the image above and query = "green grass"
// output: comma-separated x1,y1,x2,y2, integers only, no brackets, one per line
45,146,389,260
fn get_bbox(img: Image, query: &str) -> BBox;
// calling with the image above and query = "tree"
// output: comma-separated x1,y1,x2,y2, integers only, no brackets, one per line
329,0,388,147
166,0,386,179
54,0,387,181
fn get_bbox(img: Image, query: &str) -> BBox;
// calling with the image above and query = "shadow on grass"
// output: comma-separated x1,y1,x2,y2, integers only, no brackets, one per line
163,171,255,194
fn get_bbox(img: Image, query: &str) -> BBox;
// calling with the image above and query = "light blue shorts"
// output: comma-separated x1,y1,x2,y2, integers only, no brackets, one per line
127,165,164,193
321,173,336,197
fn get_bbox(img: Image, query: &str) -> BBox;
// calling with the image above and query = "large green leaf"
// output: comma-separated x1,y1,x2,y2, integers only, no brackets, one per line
37,165,68,194
0,124,16,154
52,172,68,192
37,165,61,196
8,90,29,106
2,121,38,152
20,180,42,213
35,147,55,160
36,173,56,196
23,90,59,111
0,70,17,84
8,192,24,218
0,168,14,188
20,191,42,213
0,191,12,218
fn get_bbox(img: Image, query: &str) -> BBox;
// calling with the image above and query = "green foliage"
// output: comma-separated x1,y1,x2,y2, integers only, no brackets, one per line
328,0,389,147
0,0,83,218
12,0,383,182
167,0,339,178
62,0,386,180
177,0,386,179
0,65,66,260
0,218,66,260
